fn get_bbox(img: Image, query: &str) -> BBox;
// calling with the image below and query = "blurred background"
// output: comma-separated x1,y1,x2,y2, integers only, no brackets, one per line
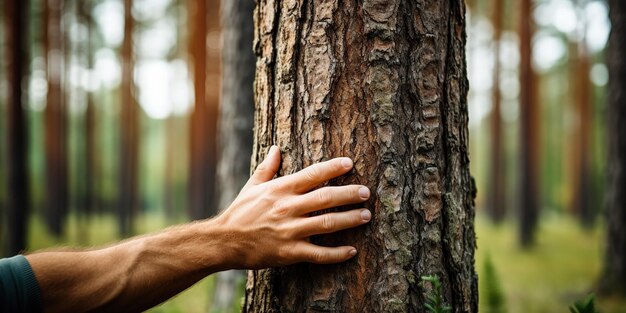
0,0,622,312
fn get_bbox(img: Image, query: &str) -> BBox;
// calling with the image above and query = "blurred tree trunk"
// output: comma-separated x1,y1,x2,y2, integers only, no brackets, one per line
119,0,139,237
80,0,97,217
518,0,539,247
188,0,220,220
574,41,593,228
244,1,477,312
211,0,255,310
44,0,69,237
488,0,505,223
3,0,30,256
599,0,626,296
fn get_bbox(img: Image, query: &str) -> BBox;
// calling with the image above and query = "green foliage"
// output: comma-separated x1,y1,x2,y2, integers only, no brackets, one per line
482,253,506,313
421,275,452,313
569,294,600,313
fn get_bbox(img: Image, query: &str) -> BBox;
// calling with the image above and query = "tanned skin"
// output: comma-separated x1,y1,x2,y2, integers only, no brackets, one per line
26,146,372,312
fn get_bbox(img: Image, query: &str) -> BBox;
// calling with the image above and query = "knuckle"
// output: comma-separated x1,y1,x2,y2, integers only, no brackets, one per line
311,250,326,263
272,200,290,217
321,214,335,232
304,166,320,182
316,190,331,206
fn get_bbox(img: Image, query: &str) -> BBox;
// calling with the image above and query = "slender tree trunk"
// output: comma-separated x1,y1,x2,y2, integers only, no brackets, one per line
4,0,30,256
81,0,97,217
488,0,505,223
575,18,594,228
188,0,220,220
211,0,256,310
599,0,626,296
119,0,139,237
244,0,477,312
44,0,69,237
518,0,539,247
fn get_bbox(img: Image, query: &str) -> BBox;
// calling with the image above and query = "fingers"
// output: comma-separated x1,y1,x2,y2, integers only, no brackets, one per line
247,146,281,186
294,209,371,237
288,158,354,192
286,185,370,215
294,243,358,264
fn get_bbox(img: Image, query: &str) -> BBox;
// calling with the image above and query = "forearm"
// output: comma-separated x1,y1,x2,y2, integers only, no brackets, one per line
27,219,235,313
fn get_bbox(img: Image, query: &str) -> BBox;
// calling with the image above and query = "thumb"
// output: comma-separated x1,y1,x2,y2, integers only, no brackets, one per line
246,145,281,186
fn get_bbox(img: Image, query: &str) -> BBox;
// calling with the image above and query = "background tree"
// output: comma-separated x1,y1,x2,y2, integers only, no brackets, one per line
188,0,220,220
573,3,594,228
599,0,626,296
488,0,505,223
518,0,539,247
211,0,256,310
244,0,477,311
118,0,139,236
44,0,69,237
3,0,30,256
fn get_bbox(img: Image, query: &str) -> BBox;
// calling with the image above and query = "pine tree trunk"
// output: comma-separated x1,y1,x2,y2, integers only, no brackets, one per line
599,0,626,296
244,0,477,312
119,0,138,236
188,0,220,220
488,0,505,223
4,0,30,256
518,0,539,247
575,36,593,228
212,0,256,310
44,0,69,237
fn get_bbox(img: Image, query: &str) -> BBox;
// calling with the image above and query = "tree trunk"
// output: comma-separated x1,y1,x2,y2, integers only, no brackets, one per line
3,0,30,256
119,0,139,237
188,0,220,220
211,0,256,310
488,0,505,223
574,23,594,229
518,0,539,247
244,0,477,312
81,0,97,217
599,0,626,296
44,0,69,237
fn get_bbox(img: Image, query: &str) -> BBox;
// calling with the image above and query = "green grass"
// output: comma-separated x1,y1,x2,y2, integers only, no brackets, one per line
23,213,626,312
476,215,626,313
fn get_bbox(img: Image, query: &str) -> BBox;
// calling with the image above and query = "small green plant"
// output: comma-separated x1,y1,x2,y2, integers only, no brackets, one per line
569,293,600,313
421,275,452,313
483,253,506,313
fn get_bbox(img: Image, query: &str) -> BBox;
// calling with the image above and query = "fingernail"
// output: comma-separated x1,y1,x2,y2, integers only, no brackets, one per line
358,187,370,199
268,145,277,155
348,249,357,256
341,158,353,169
360,210,371,221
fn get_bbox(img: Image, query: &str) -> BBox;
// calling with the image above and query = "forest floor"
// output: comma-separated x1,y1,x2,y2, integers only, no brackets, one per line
476,215,626,313
25,214,626,312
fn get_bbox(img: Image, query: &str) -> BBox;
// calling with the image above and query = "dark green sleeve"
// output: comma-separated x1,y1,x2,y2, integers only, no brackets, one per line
0,255,43,313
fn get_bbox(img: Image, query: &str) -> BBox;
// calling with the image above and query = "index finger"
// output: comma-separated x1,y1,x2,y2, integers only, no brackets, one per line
287,158,353,192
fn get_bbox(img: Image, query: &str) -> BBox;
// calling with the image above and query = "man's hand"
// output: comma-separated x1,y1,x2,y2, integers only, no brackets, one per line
215,145,371,269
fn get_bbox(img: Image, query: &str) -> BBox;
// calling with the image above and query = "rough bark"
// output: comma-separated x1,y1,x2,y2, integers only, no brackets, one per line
599,0,626,296
518,0,539,247
488,0,505,223
211,0,256,310
44,0,69,237
188,0,220,220
119,0,139,236
244,0,477,312
4,0,30,256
